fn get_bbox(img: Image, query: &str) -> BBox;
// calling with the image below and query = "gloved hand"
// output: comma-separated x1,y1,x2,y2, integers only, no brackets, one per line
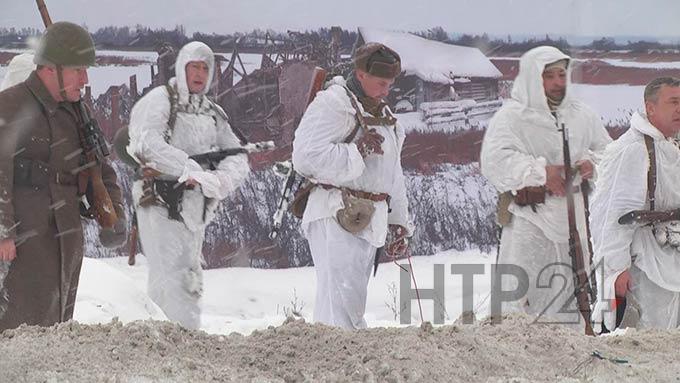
356,129,384,158
654,220,680,249
386,224,409,258
99,215,127,248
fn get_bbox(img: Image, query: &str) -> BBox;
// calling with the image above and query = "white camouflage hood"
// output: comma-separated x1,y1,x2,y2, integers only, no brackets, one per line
510,46,573,112
0,53,36,91
172,41,215,105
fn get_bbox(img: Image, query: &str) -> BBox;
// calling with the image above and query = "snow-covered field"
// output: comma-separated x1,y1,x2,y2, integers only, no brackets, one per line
86,64,152,96
0,50,264,97
75,249,495,335
601,58,680,69
570,83,645,126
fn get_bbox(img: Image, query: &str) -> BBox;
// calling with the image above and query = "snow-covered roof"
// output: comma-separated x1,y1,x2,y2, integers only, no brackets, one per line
358,27,502,84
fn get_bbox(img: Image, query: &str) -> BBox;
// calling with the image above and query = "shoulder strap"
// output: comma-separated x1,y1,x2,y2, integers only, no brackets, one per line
342,87,397,138
644,134,657,211
164,84,179,143
342,86,367,143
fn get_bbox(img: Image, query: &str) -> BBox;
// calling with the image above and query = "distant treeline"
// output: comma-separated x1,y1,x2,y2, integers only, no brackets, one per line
415,27,680,55
0,25,357,53
1,25,678,55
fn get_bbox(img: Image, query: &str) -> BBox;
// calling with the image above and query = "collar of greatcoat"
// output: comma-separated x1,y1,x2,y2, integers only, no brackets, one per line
24,70,59,116
630,111,666,141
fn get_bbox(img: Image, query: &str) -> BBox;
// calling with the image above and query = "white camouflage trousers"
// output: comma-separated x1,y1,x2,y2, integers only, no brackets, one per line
629,264,680,329
136,204,204,330
307,218,376,330
497,215,591,332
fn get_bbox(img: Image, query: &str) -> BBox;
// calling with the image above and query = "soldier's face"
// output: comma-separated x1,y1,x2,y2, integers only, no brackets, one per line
59,66,89,102
356,69,394,101
646,85,680,137
185,61,210,94
542,67,567,101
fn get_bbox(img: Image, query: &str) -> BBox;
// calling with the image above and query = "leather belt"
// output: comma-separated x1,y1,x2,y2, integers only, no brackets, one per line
14,158,79,187
319,184,390,202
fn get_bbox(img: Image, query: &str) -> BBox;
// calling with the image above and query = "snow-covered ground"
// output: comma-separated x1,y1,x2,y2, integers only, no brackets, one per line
95,49,157,62
75,249,495,335
570,83,645,126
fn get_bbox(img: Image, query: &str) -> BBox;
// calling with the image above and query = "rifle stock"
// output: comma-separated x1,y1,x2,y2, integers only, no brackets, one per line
36,0,52,27
128,221,138,266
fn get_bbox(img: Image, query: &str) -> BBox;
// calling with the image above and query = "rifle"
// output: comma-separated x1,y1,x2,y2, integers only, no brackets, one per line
189,141,274,170
558,118,595,336
75,103,119,228
618,208,680,225
35,0,119,228
36,0,52,26
269,67,327,240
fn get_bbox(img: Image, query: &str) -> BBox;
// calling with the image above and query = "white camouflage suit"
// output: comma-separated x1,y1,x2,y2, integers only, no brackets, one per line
292,76,412,330
481,46,611,329
591,111,680,331
127,42,250,329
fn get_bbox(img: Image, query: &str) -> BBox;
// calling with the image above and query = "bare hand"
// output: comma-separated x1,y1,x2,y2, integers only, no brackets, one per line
0,239,16,262
545,165,565,197
615,269,630,298
575,159,594,180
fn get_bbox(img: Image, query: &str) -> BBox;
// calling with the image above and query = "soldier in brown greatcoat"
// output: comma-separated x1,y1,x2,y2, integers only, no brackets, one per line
0,22,125,330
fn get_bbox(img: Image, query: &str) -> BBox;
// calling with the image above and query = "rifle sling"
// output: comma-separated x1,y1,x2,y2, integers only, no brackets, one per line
644,134,656,212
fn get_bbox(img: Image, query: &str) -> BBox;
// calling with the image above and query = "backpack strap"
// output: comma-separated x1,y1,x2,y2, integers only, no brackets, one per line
644,134,657,211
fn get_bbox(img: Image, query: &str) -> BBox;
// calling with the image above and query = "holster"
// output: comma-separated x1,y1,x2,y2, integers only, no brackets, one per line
139,177,194,221
289,180,315,219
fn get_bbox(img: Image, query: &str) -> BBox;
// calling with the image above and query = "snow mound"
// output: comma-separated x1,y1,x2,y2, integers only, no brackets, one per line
1,314,677,382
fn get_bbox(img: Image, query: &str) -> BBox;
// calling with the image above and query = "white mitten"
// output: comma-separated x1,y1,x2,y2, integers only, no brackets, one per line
179,171,221,199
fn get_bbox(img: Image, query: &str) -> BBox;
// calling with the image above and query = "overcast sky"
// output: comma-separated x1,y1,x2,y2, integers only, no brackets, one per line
2,0,678,40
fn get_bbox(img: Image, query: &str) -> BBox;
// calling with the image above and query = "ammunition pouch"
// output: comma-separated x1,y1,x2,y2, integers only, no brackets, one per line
289,180,390,235
514,186,546,207
336,189,377,234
